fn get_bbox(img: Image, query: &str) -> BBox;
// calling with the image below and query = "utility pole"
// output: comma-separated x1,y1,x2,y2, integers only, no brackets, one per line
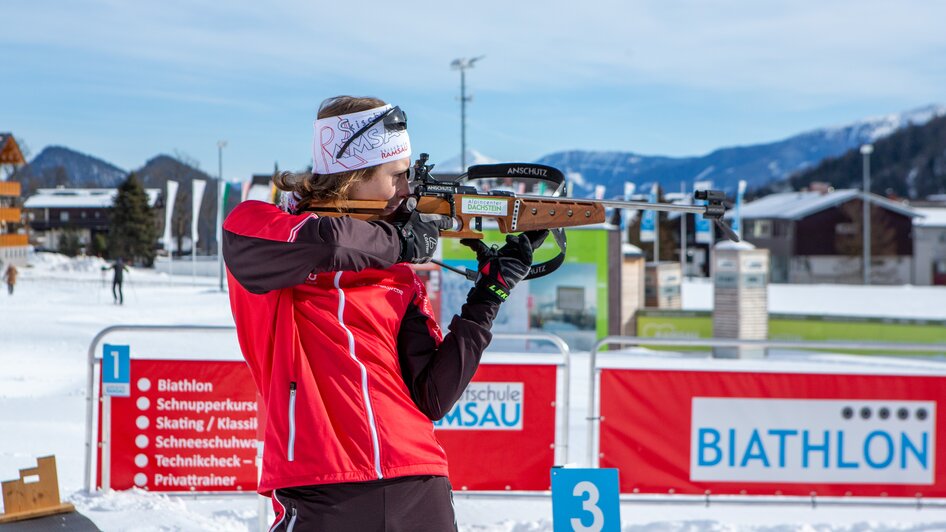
680,181,687,277
860,143,873,285
217,140,227,292
450,56,484,172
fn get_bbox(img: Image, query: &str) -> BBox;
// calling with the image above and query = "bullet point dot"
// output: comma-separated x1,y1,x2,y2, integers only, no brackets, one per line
134,454,148,467
135,435,149,449
134,473,147,487
137,378,151,392
136,416,149,430
136,397,150,411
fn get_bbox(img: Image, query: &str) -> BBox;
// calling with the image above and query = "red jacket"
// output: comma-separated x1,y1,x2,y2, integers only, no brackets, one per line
223,201,498,494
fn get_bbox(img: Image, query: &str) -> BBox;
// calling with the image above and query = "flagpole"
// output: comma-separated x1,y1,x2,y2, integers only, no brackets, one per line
680,181,687,277
652,183,660,263
217,140,227,292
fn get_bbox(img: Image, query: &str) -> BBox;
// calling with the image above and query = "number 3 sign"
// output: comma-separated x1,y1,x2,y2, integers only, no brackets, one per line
551,468,620,532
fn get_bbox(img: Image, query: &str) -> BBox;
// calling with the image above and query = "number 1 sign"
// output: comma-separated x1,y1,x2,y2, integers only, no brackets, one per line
551,468,620,532
102,344,130,397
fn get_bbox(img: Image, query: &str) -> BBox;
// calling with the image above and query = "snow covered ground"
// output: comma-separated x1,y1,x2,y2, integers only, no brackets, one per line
2,253,946,531
682,278,946,320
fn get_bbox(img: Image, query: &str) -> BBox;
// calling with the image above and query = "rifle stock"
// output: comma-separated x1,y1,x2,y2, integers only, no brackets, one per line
307,195,608,239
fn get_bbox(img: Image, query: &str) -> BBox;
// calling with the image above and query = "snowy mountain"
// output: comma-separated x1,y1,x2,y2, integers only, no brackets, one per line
786,111,946,198
13,105,946,200
16,146,127,193
433,149,499,173
537,104,946,198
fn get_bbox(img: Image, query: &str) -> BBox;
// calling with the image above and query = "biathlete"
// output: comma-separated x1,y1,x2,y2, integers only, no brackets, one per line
223,95,546,531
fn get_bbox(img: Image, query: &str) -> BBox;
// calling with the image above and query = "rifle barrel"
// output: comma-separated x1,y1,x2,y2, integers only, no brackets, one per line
513,194,709,215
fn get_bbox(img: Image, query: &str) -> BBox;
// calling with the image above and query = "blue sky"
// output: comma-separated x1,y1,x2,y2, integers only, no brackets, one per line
2,0,945,181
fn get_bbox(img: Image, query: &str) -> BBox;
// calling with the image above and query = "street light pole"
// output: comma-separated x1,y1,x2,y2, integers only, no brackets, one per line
860,143,873,285
217,140,227,292
450,56,484,172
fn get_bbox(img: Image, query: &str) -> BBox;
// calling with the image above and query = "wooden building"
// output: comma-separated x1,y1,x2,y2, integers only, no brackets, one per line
0,133,28,267
24,188,160,253
732,189,919,284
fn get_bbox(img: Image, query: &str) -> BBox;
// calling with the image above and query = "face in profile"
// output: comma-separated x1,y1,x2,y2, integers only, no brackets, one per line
348,158,412,219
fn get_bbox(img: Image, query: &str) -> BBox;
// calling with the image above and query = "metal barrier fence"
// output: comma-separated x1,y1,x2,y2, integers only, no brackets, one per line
476,332,572,466
84,324,239,492
84,325,570,492
586,335,946,507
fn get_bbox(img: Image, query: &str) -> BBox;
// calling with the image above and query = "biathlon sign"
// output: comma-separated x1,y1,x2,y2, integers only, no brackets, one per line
692,398,933,485
598,369,946,497
99,360,258,492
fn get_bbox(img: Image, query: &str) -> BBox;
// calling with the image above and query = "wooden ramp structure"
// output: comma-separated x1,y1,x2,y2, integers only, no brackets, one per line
0,456,75,524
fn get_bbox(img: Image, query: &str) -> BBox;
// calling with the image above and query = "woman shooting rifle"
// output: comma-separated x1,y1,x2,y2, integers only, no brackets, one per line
223,95,546,531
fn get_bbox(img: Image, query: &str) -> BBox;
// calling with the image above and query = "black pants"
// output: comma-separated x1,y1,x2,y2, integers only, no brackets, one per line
112,280,123,304
270,475,457,532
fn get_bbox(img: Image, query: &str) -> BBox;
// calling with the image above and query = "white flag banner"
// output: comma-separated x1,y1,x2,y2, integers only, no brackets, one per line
215,180,225,253
192,179,206,248
733,179,747,239
594,184,606,200
621,182,637,232
694,179,714,244
639,182,658,243
163,180,179,251
623,182,636,201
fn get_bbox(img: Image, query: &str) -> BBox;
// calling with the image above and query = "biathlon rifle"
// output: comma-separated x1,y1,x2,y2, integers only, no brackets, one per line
307,153,738,280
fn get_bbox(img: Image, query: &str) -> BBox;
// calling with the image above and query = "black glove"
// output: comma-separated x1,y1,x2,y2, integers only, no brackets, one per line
460,230,549,304
395,211,453,264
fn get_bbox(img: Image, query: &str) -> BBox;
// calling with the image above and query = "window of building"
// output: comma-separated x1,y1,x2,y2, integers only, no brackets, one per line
752,220,772,238
836,223,857,236
60,211,69,222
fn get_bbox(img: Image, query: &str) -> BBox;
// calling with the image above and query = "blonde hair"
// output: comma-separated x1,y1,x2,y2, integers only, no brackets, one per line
274,96,387,212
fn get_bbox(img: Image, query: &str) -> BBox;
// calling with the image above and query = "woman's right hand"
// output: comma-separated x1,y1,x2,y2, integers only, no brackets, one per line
395,211,452,264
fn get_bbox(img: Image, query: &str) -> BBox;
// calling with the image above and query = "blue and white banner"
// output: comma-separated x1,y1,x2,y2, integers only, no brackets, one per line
731,180,747,239
691,398,934,484
694,180,713,244
623,182,635,201
434,382,524,430
620,182,636,233
639,183,658,243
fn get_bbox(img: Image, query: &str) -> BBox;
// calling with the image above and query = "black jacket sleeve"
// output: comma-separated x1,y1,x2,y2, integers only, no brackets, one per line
222,201,403,294
397,299,501,420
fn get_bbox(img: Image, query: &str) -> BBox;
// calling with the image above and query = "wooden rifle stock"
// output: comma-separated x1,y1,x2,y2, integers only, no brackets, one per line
306,195,607,240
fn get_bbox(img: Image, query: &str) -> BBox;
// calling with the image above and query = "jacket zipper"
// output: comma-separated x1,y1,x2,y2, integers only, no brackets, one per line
288,381,297,462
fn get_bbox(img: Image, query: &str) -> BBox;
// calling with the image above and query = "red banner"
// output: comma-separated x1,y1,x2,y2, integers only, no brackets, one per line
98,360,559,492
100,360,258,492
599,369,946,497
435,364,558,490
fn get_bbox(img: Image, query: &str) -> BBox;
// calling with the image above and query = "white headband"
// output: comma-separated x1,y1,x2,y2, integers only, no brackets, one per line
312,104,412,175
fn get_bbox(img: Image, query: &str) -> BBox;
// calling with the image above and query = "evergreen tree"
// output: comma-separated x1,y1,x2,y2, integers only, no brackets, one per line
835,202,899,257
58,227,83,257
109,173,157,266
